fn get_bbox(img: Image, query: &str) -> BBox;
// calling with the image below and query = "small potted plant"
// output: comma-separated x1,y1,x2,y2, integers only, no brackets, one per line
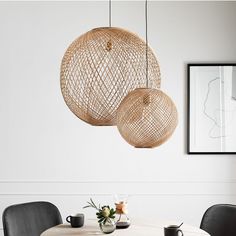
84,198,116,234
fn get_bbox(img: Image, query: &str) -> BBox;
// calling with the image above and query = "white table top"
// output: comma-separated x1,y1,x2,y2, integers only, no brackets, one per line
41,219,210,236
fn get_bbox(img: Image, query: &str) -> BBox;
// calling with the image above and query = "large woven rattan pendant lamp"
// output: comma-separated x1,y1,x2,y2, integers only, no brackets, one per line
60,0,161,126
116,0,178,148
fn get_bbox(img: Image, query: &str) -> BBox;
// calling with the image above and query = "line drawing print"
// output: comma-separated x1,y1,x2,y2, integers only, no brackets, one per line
203,77,236,139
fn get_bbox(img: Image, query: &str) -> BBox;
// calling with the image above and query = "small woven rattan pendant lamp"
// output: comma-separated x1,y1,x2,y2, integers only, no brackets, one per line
116,0,178,148
60,0,161,126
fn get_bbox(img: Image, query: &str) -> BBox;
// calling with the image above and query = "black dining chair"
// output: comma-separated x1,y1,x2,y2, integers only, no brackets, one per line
2,201,62,236
200,204,236,236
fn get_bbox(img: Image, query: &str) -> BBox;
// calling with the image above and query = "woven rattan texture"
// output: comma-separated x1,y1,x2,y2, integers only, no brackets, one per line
60,27,161,126
116,88,178,148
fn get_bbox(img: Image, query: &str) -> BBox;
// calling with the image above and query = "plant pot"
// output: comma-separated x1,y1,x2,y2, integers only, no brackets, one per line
99,219,116,234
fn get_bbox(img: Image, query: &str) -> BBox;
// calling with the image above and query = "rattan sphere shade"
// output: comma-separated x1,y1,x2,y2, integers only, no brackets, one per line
60,27,161,126
116,88,178,148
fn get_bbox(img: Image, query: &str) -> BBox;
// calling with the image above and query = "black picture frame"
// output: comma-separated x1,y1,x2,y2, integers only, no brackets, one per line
187,63,236,155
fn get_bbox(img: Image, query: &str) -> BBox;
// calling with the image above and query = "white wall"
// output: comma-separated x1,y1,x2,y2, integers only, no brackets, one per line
0,1,236,234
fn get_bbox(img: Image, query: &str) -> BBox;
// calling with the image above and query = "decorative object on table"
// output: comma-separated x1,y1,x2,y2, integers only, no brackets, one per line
60,0,160,126
66,214,84,228
188,64,236,154
116,0,178,148
114,194,130,229
164,223,184,236
83,198,116,234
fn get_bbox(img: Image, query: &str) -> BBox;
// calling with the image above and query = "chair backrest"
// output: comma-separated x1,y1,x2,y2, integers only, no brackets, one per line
2,201,62,236
200,204,236,236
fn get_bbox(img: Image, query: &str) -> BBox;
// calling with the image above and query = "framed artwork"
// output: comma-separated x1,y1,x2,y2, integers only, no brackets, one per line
187,64,236,154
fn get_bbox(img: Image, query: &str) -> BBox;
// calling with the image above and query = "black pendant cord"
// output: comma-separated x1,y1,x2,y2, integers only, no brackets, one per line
109,0,112,27
145,0,149,88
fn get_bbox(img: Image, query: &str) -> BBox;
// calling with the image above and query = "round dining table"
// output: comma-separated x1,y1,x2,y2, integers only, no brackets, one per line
41,219,210,236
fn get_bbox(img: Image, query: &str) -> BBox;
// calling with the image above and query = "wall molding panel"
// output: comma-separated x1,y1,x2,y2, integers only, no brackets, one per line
0,181,236,196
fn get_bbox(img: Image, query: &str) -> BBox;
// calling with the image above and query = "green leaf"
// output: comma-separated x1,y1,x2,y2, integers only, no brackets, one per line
90,198,98,209
110,209,115,214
